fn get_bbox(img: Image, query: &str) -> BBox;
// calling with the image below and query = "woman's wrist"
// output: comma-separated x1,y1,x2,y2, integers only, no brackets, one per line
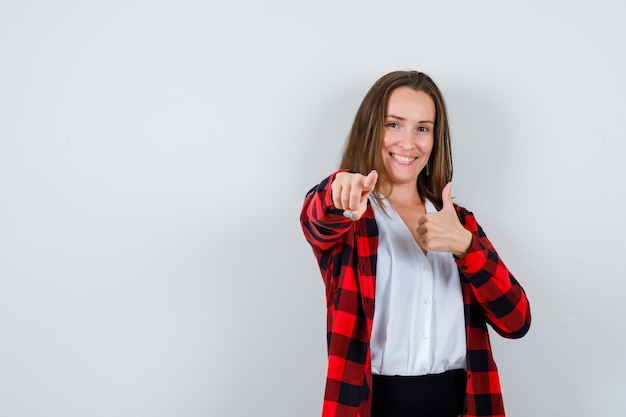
452,229,473,258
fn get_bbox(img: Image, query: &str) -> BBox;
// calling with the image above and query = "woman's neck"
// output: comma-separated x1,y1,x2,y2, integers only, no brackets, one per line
381,182,422,207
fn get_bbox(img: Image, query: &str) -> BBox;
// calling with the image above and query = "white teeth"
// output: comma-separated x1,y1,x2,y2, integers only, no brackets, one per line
392,154,416,163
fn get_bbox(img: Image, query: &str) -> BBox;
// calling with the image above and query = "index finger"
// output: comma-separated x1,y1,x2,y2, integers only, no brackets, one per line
362,170,378,193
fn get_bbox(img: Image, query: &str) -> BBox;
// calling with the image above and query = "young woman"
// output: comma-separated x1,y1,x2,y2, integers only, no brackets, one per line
300,71,531,417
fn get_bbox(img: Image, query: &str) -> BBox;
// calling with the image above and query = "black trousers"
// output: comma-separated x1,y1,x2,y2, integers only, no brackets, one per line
371,369,466,417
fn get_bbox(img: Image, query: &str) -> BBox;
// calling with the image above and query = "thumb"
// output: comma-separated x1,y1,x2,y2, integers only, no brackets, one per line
441,182,454,211
362,170,378,193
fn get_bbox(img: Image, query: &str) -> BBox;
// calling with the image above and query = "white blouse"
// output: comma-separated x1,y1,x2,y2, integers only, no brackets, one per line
370,196,467,376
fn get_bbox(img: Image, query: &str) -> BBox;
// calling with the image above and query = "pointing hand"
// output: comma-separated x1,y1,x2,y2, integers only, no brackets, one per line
331,170,378,221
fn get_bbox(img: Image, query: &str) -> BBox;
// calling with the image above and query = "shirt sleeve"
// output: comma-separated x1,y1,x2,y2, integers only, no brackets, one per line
454,206,531,339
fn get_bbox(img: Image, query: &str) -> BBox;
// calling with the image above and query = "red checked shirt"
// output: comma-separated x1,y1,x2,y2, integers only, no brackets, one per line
300,172,531,417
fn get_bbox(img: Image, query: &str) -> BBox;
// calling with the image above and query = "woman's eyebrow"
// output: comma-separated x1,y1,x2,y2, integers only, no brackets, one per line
385,114,434,124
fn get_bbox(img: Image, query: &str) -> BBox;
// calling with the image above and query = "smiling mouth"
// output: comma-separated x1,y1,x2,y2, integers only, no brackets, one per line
390,153,418,164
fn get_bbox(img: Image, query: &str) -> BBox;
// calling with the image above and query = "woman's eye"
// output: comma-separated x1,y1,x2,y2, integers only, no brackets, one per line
387,122,399,128
417,126,429,132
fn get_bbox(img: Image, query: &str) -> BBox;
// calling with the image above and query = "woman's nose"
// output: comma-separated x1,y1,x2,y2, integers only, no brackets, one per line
398,130,414,148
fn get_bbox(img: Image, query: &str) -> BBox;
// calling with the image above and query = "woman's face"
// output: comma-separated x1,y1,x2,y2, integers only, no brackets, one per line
381,87,435,187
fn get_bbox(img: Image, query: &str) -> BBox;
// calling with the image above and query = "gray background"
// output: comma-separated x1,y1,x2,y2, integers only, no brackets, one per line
1,0,625,416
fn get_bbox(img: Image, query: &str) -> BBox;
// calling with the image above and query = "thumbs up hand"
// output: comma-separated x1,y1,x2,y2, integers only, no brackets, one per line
416,182,472,257
331,170,378,221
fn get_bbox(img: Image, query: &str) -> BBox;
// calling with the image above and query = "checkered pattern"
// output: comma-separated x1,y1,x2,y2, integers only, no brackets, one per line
300,172,531,417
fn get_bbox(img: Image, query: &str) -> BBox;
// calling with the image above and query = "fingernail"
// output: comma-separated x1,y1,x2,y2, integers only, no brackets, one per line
343,211,354,219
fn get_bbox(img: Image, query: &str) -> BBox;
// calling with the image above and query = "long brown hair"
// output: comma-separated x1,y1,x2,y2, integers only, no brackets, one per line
339,70,453,209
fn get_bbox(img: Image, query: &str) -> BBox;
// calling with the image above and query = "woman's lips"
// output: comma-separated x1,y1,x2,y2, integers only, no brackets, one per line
390,153,418,164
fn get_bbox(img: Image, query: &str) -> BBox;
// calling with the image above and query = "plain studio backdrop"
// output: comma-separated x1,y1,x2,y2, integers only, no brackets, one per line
1,1,625,416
